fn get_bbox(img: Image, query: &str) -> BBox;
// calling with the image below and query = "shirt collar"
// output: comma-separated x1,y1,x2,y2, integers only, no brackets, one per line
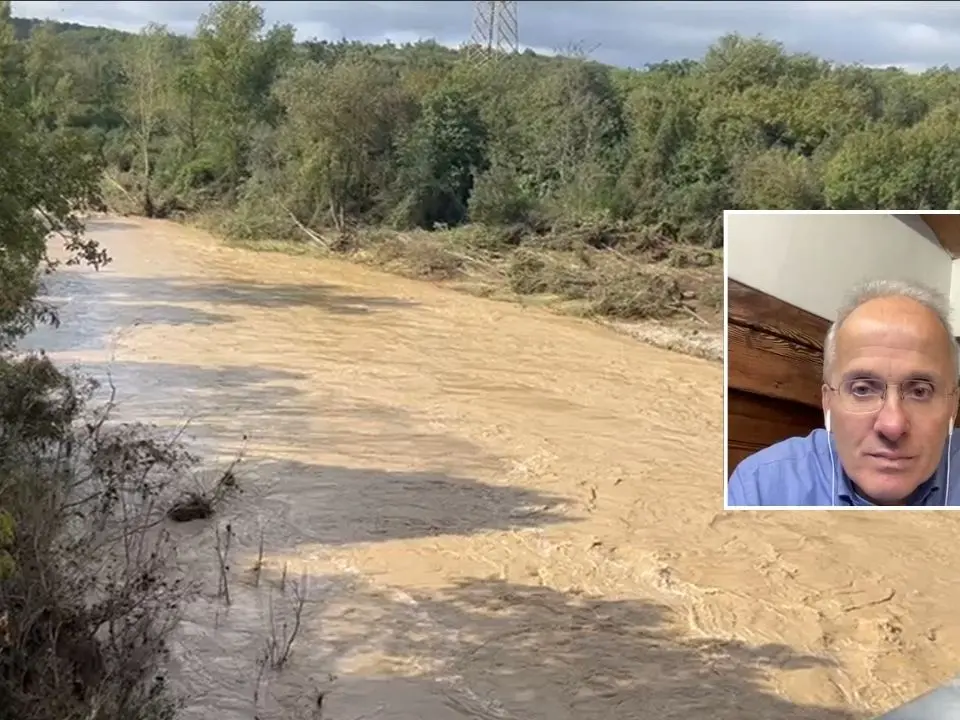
835,459,942,507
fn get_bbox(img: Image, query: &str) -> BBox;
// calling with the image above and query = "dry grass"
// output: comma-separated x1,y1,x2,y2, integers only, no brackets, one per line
363,228,723,337
251,559,312,719
0,355,187,719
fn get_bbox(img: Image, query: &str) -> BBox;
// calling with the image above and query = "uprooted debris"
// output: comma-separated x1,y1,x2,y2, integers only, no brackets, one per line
166,492,214,522
504,246,713,321
208,209,722,327
167,463,240,523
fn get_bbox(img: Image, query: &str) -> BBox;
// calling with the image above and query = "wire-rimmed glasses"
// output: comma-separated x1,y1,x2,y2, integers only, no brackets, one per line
824,377,957,415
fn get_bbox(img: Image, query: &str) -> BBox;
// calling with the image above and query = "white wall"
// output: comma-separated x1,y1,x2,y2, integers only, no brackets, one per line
951,258,960,326
726,211,955,325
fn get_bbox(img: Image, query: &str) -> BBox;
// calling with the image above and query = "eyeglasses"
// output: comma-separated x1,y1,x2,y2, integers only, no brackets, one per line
825,378,958,415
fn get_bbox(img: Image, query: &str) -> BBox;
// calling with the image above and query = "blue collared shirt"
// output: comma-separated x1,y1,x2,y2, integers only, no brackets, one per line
728,429,960,507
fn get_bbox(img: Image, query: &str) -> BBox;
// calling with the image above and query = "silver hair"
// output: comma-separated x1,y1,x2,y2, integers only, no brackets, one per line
822,279,960,381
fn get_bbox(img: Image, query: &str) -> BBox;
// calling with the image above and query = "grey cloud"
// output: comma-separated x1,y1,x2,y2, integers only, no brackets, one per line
11,0,960,70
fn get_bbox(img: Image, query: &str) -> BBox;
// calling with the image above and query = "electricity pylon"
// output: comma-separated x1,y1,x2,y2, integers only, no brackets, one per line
467,1,519,66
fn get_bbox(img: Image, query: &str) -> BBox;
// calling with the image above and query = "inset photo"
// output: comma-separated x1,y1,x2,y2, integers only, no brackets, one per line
725,210,960,508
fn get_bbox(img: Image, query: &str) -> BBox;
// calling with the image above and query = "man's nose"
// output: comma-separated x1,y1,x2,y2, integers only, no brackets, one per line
874,392,909,441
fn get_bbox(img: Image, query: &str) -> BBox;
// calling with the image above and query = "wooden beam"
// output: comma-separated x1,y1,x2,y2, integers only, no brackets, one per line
727,280,827,408
921,214,960,258
727,280,827,350
728,323,823,407
727,281,829,473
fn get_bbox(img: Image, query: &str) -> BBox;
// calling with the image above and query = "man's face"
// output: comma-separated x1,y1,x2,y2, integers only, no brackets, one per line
822,296,958,505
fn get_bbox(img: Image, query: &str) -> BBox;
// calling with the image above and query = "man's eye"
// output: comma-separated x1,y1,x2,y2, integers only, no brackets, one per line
907,383,935,400
849,382,880,396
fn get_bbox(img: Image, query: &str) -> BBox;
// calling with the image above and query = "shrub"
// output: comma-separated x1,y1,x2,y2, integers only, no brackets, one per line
0,353,193,720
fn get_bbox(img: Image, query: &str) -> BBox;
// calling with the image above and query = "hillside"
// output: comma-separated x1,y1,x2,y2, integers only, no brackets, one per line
12,15,128,39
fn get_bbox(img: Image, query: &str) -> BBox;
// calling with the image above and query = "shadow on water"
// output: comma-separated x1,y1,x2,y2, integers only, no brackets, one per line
20,304,235,354
26,270,418,353
41,271,418,312
364,578,861,720
81,219,144,233
19,249,840,718
49,360,570,545
181,571,861,720
44,361,316,435
54,360,497,472
176,455,571,548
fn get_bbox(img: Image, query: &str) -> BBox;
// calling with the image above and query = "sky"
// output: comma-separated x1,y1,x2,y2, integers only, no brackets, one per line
10,0,960,72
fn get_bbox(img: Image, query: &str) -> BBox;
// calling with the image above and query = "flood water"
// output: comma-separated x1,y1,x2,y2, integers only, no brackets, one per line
21,217,960,720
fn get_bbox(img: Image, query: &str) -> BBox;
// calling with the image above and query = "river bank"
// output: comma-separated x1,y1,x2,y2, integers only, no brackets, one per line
94,199,723,362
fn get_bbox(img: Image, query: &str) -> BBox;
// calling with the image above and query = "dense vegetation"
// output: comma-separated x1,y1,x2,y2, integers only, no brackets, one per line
10,1,960,327
12,2,960,326
15,3,960,229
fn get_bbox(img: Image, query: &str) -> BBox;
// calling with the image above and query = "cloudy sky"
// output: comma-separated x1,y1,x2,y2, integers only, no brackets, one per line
10,1,960,72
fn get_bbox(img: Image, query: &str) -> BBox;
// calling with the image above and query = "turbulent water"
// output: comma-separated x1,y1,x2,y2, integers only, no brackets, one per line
20,217,960,720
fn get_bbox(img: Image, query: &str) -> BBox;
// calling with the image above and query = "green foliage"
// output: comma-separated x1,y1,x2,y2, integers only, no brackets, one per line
270,57,412,224
0,2,107,347
13,4,960,247
392,84,489,229
468,157,535,226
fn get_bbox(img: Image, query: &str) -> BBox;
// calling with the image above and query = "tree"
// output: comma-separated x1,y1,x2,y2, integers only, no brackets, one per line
519,60,628,218
21,21,75,129
192,0,294,196
392,84,489,229
273,58,414,226
15,2,960,244
122,22,174,216
0,1,106,348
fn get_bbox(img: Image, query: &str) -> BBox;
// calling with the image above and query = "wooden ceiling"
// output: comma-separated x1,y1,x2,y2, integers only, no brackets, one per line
921,214,960,258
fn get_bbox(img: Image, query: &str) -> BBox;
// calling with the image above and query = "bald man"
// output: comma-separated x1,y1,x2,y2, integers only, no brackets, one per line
728,279,960,508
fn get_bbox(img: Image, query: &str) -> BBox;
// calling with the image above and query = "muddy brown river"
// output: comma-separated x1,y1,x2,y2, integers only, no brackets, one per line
21,217,960,719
